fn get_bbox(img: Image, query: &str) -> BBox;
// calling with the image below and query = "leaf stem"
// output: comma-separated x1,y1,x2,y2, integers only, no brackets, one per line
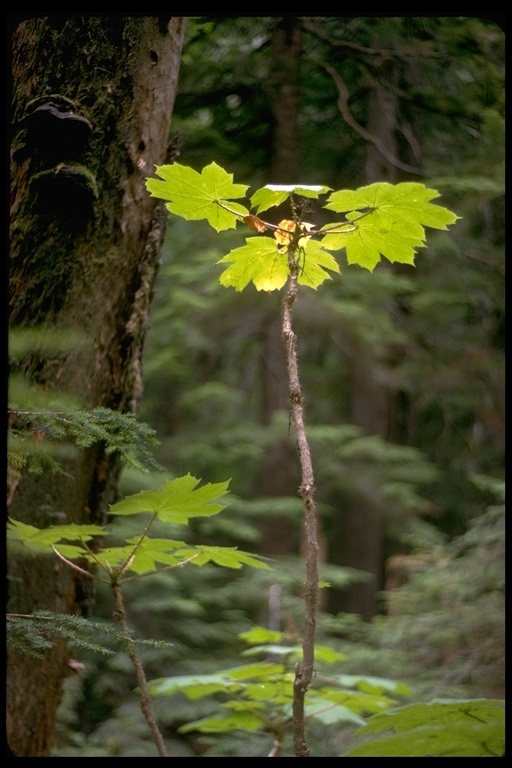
214,198,358,237
51,545,110,585
116,510,158,579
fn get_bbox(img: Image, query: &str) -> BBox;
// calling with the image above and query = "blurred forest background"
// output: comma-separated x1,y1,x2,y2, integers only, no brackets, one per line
52,16,504,756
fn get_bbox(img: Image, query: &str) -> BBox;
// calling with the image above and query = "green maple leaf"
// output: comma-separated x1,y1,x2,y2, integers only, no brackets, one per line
218,237,289,292
346,699,505,757
7,519,104,554
85,539,268,577
183,544,271,569
218,236,340,292
146,162,249,232
109,473,230,524
346,723,504,757
298,239,341,289
355,699,505,735
250,184,331,215
85,537,194,576
321,182,460,271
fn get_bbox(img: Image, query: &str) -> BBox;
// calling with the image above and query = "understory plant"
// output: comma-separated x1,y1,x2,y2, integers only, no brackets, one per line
8,163,504,756
142,161,502,758
8,474,270,757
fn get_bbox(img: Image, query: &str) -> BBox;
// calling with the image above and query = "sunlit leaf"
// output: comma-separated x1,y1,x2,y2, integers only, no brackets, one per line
241,642,345,664
146,162,249,232
84,537,192,575
297,239,340,289
90,539,269,576
241,644,301,659
251,184,331,214
321,182,460,271
311,687,399,715
217,236,289,292
217,236,339,292
148,663,284,698
238,626,283,645
148,672,246,699
227,662,286,680
146,165,459,288
322,221,423,271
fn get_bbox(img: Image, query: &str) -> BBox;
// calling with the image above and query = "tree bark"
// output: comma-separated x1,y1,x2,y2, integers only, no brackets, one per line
267,16,302,185
7,15,186,756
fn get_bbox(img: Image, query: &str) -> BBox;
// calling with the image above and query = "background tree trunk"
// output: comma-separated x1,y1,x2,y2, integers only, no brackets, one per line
257,17,302,555
7,15,186,756
334,56,401,620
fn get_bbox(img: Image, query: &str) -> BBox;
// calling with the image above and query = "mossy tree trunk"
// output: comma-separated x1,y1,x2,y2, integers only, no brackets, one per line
7,15,186,756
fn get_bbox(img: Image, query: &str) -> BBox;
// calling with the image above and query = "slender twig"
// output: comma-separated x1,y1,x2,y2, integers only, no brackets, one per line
215,199,359,237
281,228,320,758
300,17,445,59
52,534,171,755
7,613,57,620
112,582,169,757
318,59,422,176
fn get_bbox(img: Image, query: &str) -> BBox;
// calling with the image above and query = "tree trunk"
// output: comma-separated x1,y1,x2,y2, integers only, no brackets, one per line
336,59,400,620
267,16,301,185
7,15,186,756
257,17,302,556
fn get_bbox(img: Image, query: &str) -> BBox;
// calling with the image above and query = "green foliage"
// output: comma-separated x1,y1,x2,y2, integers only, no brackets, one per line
250,184,331,214
8,325,163,492
8,404,163,479
146,163,459,291
11,16,504,757
218,234,340,292
318,481,505,707
8,473,270,757
147,625,413,747
321,182,459,271
109,474,229,521
308,423,442,526
345,699,505,757
8,519,105,554
379,495,505,699
8,474,269,581
146,161,249,231
6,611,140,659
162,17,503,539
